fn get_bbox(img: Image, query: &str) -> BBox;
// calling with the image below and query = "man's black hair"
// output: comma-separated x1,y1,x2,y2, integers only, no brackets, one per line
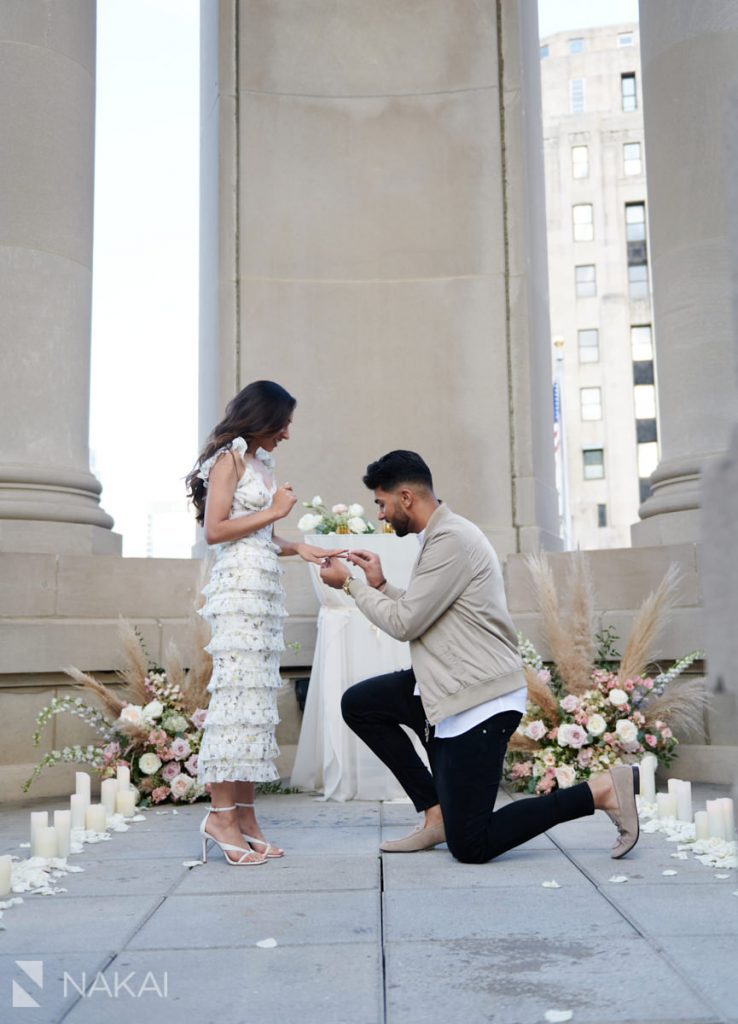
362,450,434,492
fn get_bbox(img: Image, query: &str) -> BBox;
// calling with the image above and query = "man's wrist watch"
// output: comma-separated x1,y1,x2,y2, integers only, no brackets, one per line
341,575,356,596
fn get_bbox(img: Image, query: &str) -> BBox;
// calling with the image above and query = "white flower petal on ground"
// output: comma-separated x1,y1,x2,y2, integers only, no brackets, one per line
256,937,278,948
541,880,561,888
671,852,688,860
715,873,730,879
662,869,677,876
182,860,203,868
545,1011,573,1023
608,875,628,883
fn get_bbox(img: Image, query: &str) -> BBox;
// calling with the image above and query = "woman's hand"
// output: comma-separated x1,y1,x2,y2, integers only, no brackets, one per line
272,483,298,520
295,543,349,564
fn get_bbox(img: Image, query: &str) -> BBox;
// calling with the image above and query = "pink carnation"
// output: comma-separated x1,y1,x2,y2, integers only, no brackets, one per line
148,729,168,747
536,776,555,795
151,786,170,803
645,733,658,748
191,708,208,729
161,761,181,782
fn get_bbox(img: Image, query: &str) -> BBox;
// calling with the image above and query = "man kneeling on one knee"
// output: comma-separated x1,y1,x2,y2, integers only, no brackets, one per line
320,450,640,864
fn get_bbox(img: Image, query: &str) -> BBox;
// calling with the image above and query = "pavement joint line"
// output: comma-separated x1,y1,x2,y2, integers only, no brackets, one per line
545,831,731,1024
57,951,119,1024
379,853,388,1024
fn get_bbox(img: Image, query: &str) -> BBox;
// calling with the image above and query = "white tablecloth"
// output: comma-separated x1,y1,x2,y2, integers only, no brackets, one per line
290,533,429,801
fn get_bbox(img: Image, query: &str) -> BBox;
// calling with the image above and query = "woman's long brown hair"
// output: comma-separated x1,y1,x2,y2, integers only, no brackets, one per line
186,380,296,525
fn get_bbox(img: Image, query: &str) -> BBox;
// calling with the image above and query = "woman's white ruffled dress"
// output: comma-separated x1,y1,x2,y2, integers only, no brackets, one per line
196,438,285,785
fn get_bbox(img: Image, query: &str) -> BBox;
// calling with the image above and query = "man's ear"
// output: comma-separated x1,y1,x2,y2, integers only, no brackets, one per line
399,486,414,507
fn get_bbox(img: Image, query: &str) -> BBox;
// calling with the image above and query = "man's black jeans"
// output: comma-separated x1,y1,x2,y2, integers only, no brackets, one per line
341,668,594,863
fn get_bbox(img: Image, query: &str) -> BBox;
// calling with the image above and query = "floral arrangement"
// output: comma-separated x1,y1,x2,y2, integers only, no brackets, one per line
505,556,707,795
297,495,376,535
24,619,213,806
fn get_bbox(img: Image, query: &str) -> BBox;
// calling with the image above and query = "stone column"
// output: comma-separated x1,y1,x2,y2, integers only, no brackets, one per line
633,2,738,546
202,0,560,556
0,0,119,555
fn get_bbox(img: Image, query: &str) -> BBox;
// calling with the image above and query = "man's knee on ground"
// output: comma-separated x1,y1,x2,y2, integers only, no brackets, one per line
447,834,492,865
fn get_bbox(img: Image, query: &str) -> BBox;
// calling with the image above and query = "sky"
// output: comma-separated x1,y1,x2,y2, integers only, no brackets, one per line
90,0,638,557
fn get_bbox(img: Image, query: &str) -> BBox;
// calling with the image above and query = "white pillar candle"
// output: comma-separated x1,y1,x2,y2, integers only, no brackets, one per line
75,771,91,806
116,765,130,792
30,811,49,856
656,793,677,819
667,778,681,797
639,756,657,802
85,803,107,832
694,810,710,840
675,780,692,822
53,810,72,857
70,793,87,829
115,790,137,817
0,855,12,897
717,797,735,838
35,826,58,859
706,799,726,840
100,778,118,817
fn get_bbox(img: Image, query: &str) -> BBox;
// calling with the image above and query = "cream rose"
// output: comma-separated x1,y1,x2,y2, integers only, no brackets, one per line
169,773,194,799
138,752,162,775
555,765,577,789
142,699,164,721
615,718,638,744
297,512,323,533
586,713,607,736
608,688,629,706
119,704,144,727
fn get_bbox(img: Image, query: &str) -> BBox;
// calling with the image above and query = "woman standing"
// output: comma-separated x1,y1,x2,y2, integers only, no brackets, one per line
187,381,336,865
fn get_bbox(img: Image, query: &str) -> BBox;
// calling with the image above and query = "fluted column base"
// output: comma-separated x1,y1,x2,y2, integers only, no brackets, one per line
631,451,723,547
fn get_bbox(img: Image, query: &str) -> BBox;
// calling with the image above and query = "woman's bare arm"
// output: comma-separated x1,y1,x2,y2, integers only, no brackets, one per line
203,453,296,545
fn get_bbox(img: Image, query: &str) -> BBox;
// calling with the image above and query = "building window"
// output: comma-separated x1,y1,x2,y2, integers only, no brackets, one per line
571,145,589,179
634,383,656,419
631,324,653,360
626,203,646,242
578,328,599,362
597,503,608,527
573,203,594,241
583,448,605,480
618,32,634,47
540,44,549,59
570,78,586,115
621,73,637,112
623,142,642,175
636,418,658,443
575,264,596,297
633,360,655,385
580,386,602,421
637,441,659,479
628,264,649,299
569,37,584,54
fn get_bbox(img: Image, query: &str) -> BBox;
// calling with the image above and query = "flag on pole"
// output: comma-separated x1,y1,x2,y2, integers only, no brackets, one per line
553,378,561,455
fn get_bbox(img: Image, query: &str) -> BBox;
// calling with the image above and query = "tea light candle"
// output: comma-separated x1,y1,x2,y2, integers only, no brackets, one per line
706,800,726,840
675,780,692,823
0,855,12,897
717,797,735,838
35,826,58,859
694,810,710,840
75,771,91,806
70,793,87,829
116,790,136,817
54,810,72,858
30,811,49,856
85,803,107,832
639,755,657,802
116,765,130,791
100,778,118,817
656,793,677,819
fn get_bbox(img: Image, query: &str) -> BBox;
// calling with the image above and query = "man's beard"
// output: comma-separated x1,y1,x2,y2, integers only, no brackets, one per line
388,511,411,537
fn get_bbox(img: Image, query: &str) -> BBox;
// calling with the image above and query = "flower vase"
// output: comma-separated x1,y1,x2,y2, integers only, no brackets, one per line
336,524,349,535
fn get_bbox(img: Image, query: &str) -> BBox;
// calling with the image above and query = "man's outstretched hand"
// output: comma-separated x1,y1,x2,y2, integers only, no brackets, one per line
320,556,351,589
347,550,386,589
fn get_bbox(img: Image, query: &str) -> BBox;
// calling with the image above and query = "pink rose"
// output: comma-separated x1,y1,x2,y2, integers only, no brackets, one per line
660,727,672,739
191,708,208,729
643,678,654,689
537,669,551,684
524,720,547,741
184,754,199,776
151,786,170,803
170,737,191,760
161,761,181,782
560,694,580,713
577,747,593,767
624,680,634,692
645,734,658,747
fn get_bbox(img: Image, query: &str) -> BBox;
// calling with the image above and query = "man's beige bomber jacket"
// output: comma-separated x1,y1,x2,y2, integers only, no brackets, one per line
348,503,526,725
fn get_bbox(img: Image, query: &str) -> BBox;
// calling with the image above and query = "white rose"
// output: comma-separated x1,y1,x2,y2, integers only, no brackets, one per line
587,713,607,737
608,688,629,706
615,718,638,744
169,773,193,799
297,512,323,533
311,495,323,507
119,704,144,727
347,516,368,534
348,503,364,517
142,700,164,721
555,765,577,788
557,723,571,747
524,720,547,741
138,752,162,775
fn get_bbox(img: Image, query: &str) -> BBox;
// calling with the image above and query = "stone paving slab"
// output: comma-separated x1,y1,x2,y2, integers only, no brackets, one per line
658,936,738,1022
3,895,162,955
50,858,189,898
382,847,589,889
384,936,717,1024
175,853,379,894
0,952,115,1024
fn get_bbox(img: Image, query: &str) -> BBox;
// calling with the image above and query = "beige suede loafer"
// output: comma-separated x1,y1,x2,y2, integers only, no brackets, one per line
606,764,640,859
379,823,446,853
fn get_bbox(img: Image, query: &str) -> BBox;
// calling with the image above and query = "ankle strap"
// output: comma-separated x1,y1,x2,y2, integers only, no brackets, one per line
209,804,236,813
235,802,254,809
